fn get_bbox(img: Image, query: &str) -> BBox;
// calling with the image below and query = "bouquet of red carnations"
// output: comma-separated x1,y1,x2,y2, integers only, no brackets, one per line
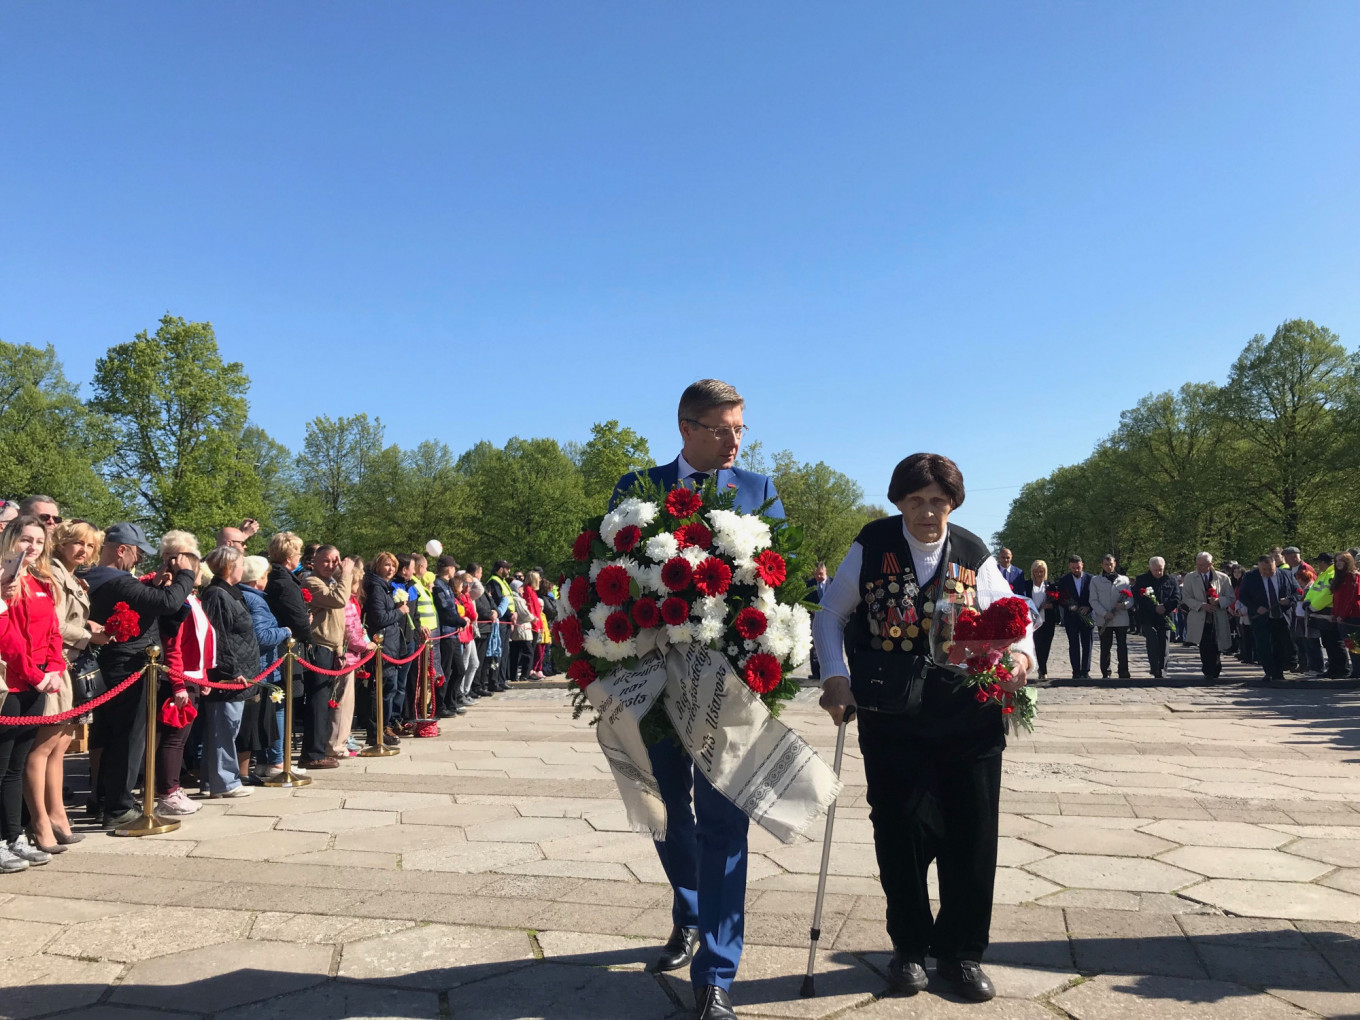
944,596,1036,731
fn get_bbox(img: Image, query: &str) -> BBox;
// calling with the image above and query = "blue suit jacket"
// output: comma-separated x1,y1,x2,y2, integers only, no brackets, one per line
612,458,785,519
1239,569,1285,619
1000,564,1023,591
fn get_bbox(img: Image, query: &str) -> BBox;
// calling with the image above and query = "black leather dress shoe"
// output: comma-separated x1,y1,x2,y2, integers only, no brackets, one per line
695,984,737,1019
935,959,996,1001
887,954,928,994
655,925,699,972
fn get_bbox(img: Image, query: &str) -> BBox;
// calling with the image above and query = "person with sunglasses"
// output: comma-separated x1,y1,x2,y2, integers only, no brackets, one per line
17,495,61,535
608,378,783,1020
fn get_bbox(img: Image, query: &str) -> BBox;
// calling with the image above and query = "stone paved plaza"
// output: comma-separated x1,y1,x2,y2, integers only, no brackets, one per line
2,638,1358,1020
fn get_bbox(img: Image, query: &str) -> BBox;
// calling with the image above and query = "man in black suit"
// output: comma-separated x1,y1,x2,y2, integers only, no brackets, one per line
1055,554,1094,679
1239,555,1293,682
805,562,829,680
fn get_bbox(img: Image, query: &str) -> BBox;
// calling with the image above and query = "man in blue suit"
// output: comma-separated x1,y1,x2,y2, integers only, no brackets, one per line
612,378,781,1020
997,548,1023,592
1055,554,1095,679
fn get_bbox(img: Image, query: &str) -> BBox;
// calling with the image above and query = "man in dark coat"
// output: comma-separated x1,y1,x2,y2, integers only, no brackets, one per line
1055,555,1094,679
1132,557,1181,679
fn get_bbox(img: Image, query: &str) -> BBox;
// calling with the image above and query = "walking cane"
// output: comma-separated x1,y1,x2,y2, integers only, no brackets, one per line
800,705,855,998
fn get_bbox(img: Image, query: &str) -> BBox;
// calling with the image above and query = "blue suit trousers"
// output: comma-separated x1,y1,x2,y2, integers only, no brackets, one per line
648,738,750,992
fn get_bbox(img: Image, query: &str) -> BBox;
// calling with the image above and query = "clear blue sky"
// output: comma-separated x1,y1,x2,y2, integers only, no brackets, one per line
2,2,1357,543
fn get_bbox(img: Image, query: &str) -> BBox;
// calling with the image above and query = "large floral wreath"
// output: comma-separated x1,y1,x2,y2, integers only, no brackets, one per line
555,478,810,742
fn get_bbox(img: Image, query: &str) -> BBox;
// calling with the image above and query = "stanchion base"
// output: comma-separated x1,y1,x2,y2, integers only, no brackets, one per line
263,773,313,788
112,814,181,837
358,744,399,757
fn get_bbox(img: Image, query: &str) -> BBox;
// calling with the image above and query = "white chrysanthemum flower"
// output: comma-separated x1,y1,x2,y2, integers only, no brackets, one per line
681,545,708,567
666,622,695,644
558,577,573,608
588,602,612,633
753,583,777,612
600,498,659,547
600,636,636,661
638,564,664,594
696,595,726,621
707,509,772,561
726,644,740,657
743,639,757,652
588,559,606,582
644,532,679,563
696,617,725,644
583,630,608,658
733,562,757,586
616,555,645,585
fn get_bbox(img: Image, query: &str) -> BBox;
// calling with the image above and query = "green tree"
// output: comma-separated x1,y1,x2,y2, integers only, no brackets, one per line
578,420,651,507
770,452,883,572
286,413,386,546
0,340,120,520
460,437,590,568
89,314,264,539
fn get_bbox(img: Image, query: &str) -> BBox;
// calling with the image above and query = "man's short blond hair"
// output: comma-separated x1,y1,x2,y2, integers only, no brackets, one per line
267,531,303,565
678,379,744,424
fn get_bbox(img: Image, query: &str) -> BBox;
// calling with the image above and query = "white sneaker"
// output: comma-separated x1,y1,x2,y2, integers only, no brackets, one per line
261,764,285,778
221,786,253,798
0,844,28,873
156,790,199,817
9,834,51,865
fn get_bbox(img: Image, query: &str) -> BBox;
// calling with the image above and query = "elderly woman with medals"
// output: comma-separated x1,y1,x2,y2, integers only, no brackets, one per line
814,453,1034,1003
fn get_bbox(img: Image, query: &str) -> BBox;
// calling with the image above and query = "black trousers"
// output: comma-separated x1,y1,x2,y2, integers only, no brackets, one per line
1064,621,1093,676
495,626,515,689
438,635,461,711
1199,625,1222,678
1316,619,1347,677
1144,624,1169,676
472,636,491,693
303,648,336,760
1099,626,1130,677
1033,620,1056,675
508,640,533,681
1252,619,1292,679
0,690,41,841
95,670,148,815
858,711,1003,964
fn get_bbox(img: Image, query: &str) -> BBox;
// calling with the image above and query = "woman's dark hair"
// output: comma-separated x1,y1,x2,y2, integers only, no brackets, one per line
396,553,414,572
1315,552,1333,566
1332,552,1357,588
887,453,965,507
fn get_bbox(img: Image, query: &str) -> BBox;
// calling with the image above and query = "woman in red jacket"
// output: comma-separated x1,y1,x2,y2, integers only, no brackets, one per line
1332,552,1359,632
0,517,65,871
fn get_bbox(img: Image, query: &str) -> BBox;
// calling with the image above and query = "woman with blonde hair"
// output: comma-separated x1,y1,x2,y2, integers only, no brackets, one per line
331,556,374,758
0,517,65,868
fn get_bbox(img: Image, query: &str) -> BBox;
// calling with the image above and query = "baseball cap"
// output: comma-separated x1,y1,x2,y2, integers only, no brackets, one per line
105,522,156,557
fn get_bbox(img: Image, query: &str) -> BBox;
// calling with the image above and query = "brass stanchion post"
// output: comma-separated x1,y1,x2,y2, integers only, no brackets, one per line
265,638,312,787
359,634,397,757
114,646,180,837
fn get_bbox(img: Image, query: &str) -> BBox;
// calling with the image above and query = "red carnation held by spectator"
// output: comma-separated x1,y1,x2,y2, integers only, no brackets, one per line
693,557,732,597
301,587,313,603
572,530,597,562
567,577,589,612
734,607,767,640
743,652,782,694
675,522,713,550
752,550,786,588
106,602,141,643
327,698,338,709
604,611,634,643
594,565,631,607
632,597,661,629
567,659,597,691
613,526,642,553
660,557,693,592
555,615,584,656
660,596,691,627
665,488,703,518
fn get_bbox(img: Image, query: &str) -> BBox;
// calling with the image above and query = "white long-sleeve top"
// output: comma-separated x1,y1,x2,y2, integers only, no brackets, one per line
812,521,1036,682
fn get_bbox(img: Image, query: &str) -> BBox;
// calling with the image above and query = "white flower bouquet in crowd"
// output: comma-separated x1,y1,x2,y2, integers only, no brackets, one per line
554,478,810,743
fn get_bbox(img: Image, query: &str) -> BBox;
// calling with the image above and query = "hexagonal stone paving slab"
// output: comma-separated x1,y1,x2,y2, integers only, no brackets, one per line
216,982,441,1020
1025,854,1200,893
0,955,125,1020
447,961,673,1019
1054,973,1316,1019
1139,820,1292,849
109,939,331,1011
46,906,251,963
401,840,543,872
1159,847,1332,882
338,923,535,988
1283,838,1360,868
1025,827,1176,857
1181,880,1360,922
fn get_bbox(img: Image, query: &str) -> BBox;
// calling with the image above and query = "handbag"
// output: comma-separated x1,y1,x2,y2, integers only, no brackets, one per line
69,647,106,706
848,646,926,716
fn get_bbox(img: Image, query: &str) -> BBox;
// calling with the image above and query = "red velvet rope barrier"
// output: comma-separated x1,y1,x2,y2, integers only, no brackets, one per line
294,648,376,677
378,631,459,666
164,654,288,691
0,670,144,726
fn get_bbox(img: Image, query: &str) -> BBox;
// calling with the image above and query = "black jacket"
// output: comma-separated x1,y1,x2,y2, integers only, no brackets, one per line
1056,572,1094,627
1132,572,1181,627
1019,578,1061,627
363,571,404,653
86,566,197,680
474,591,498,638
432,578,462,630
1240,569,1289,621
265,563,312,645
199,578,259,702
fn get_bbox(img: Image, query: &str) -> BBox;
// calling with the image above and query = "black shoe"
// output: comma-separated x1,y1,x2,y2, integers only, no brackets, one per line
453,703,467,715
382,733,400,747
695,985,737,1020
887,953,928,994
655,925,699,972
437,709,456,718
935,959,995,1002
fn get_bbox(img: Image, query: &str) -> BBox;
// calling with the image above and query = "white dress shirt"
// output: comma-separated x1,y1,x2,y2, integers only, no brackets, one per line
812,521,1036,682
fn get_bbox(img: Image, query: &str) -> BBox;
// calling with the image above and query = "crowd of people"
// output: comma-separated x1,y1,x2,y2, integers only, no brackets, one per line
0,494,560,873
997,545,1360,683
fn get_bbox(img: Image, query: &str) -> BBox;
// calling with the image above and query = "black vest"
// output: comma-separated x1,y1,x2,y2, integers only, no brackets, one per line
847,516,1000,737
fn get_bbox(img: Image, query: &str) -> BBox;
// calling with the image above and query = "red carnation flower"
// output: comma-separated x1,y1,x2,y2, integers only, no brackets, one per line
660,557,693,592
328,698,339,709
675,523,713,550
743,652,782,694
753,549,787,588
555,615,584,656
693,557,733,597
734,607,768,640
953,607,982,639
567,659,597,691
604,611,634,643
613,525,642,553
572,530,597,562
567,576,589,612
982,597,1031,640
660,596,691,627
665,488,703,518
632,597,660,629
1119,588,1133,599
106,601,141,643
301,587,314,604
594,565,632,607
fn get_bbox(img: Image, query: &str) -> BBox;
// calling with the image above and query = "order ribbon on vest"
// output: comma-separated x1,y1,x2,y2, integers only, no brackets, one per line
585,643,842,843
